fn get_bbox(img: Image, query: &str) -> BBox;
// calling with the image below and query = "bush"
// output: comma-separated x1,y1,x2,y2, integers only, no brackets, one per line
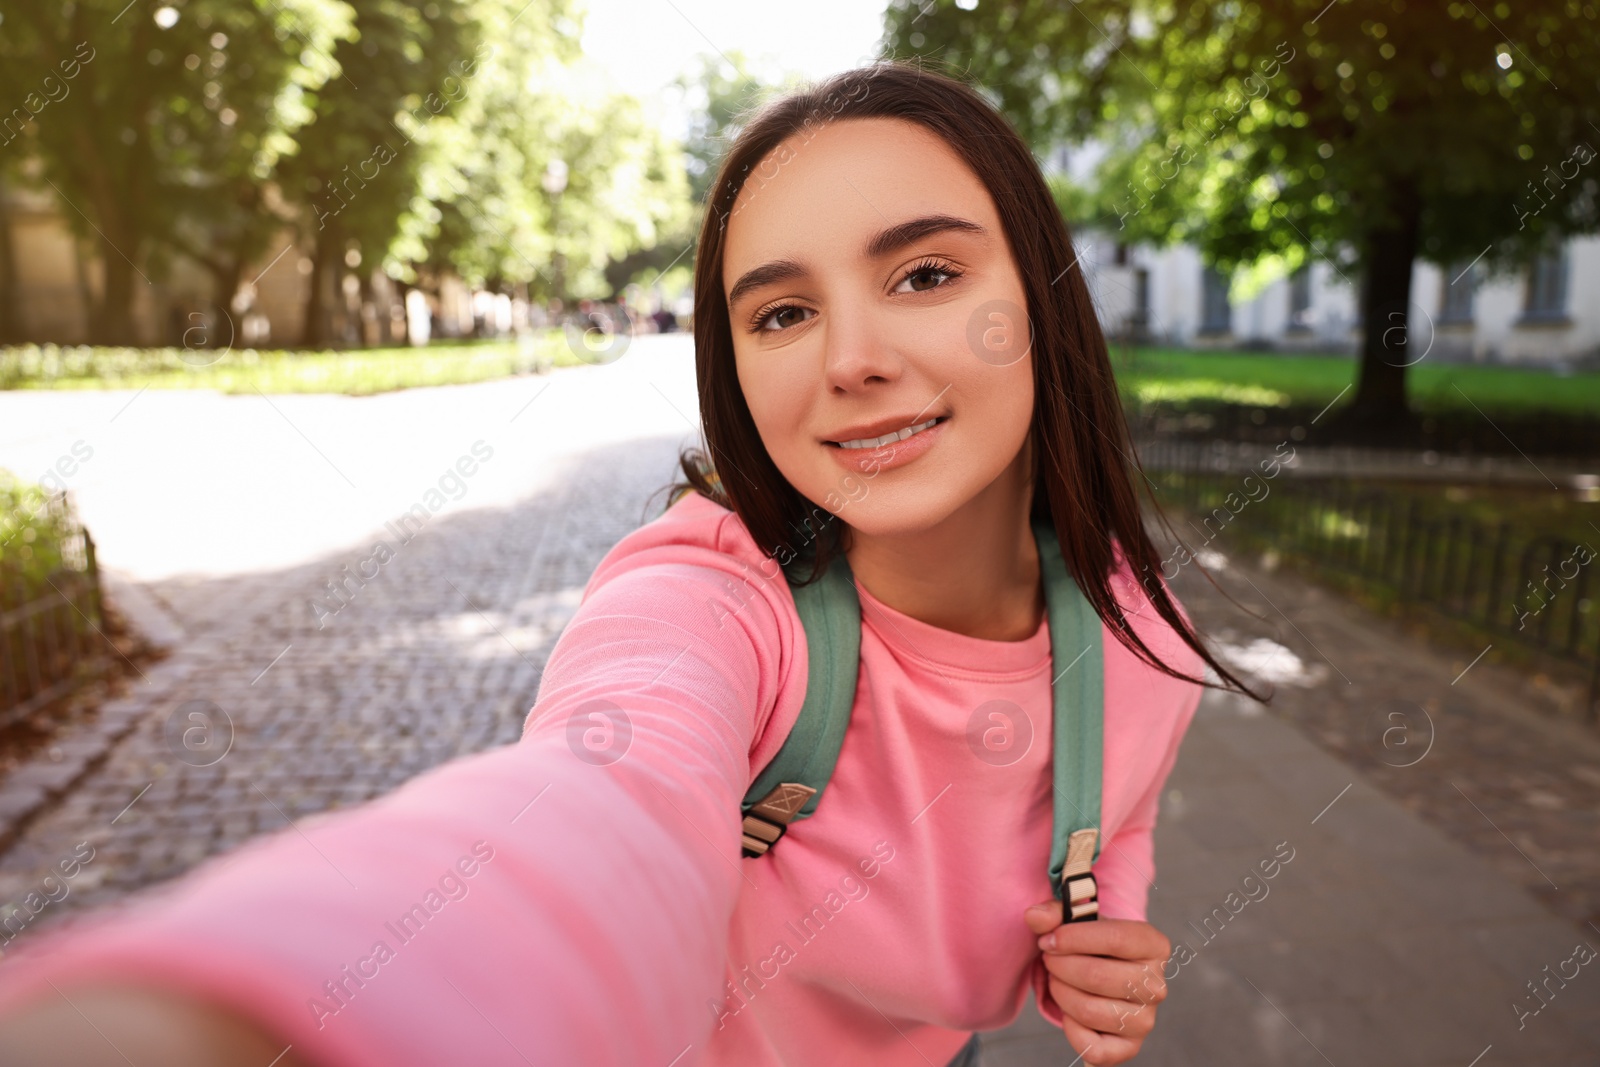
0,469,84,599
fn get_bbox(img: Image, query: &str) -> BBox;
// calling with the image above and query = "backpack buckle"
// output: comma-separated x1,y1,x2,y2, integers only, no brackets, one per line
740,782,817,857
1061,828,1099,921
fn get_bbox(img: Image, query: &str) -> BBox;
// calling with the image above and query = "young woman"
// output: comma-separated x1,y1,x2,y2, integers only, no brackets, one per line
0,61,1253,1067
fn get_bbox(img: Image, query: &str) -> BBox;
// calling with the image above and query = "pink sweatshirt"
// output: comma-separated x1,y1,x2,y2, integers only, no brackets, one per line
0,490,1201,1067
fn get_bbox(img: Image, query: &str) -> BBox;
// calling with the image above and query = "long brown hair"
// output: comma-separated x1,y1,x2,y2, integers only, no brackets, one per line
662,59,1258,699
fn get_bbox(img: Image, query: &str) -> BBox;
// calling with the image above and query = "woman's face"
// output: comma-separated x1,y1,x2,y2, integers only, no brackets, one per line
722,116,1035,538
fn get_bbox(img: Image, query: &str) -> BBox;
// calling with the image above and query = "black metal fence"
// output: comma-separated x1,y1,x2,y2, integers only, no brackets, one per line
0,493,107,728
1140,440,1600,720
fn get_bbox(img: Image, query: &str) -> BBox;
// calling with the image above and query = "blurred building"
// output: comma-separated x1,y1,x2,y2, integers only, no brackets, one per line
1075,231,1600,368
1044,145,1600,368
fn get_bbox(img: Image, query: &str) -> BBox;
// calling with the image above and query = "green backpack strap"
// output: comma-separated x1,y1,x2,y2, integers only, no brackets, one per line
741,521,1105,926
739,550,861,857
1032,517,1105,921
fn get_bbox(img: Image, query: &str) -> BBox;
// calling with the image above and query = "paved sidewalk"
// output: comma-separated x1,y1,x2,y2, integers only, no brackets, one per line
983,547,1600,1064
983,686,1600,1066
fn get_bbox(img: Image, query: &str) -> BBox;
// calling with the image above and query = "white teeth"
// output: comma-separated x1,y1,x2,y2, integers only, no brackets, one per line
836,417,941,450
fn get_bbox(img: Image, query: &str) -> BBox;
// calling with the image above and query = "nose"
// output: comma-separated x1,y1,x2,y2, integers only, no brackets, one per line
821,299,902,395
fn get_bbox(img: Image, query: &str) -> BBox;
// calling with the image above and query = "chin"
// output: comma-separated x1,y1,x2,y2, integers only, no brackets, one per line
814,476,971,539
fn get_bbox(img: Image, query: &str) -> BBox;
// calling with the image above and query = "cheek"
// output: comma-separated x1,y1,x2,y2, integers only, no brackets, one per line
959,357,1033,446
966,360,1035,477
735,346,812,458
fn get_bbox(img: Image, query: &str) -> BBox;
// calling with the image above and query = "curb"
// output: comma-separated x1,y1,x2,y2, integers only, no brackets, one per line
98,567,187,653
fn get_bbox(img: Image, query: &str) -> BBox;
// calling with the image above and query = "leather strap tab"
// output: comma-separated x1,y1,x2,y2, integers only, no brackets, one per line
1061,828,1100,921
749,783,816,825
1064,828,1097,876
740,782,817,858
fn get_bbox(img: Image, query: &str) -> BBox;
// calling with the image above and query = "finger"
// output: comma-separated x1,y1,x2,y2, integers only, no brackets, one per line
1049,973,1156,1051
1041,917,1171,962
1023,899,1061,935
1048,971,1158,1040
1049,979,1144,1066
1039,953,1169,1005
1039,918,1170,961
1055,1008,1111,1066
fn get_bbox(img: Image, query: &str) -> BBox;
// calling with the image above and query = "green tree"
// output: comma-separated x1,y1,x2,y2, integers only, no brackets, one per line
0,0,352,344
673,51,772,208
589,50,773,297
882,0,1600,428
397,0,580,303
541,90,695,300
415,3,692,305
277,0,480,346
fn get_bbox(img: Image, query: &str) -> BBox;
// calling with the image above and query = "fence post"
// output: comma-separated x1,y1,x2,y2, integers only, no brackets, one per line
1440,516,1462,614
84,528,103,631
1485,522,1512,631
1536,538,1562,647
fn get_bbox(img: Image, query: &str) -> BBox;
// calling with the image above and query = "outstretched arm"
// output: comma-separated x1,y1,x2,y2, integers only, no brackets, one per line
0,982,315,1066
0,526,803,1067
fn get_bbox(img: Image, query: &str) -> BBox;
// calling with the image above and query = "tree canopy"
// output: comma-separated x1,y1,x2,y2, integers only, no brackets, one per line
881,0,1600,425
0,0,694,346
0,0,350,343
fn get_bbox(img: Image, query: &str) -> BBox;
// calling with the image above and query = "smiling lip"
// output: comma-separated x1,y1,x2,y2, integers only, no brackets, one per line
822,412,950,446
825,415,948,474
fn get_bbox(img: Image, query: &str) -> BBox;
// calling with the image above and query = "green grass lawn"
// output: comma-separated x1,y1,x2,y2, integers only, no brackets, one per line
1112,346,1600,418
0,331,582,395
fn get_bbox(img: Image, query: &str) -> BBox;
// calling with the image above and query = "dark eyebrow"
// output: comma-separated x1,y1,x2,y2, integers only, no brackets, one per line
725,213,989,309
864,213,988,259
726,259,807,311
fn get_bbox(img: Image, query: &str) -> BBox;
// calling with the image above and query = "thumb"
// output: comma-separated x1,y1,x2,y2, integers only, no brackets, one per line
1023,899,1061,935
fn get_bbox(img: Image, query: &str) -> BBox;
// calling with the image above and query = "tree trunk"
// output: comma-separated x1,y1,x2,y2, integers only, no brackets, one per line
1347,178,1423,431
72,237,95,343
209,259,244,350
357,268,376,348
300,225,340,348
90,233,142,346
0,179,19,344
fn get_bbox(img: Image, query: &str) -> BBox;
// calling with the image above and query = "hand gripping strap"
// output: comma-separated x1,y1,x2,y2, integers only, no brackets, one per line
739,549,861,857
1032,518,1105,921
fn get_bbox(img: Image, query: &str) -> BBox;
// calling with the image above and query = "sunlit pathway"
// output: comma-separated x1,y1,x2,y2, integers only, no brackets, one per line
0,334,700,928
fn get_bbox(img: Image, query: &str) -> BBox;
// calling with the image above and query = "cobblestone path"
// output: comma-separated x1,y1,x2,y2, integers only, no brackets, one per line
0,336,700,942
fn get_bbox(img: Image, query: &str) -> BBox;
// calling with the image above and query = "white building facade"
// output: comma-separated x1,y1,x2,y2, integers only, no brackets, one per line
1045,147,1600,368
1069,229,1599,369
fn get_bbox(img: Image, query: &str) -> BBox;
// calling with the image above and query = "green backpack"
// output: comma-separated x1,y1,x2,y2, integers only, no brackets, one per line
736,512,1106,922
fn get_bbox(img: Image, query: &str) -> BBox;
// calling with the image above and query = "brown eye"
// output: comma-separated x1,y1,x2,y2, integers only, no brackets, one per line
894,259,963,295
752,303,814,332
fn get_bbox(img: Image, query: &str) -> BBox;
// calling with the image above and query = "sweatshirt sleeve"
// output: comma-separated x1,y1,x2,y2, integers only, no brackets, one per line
0,496,806,1067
